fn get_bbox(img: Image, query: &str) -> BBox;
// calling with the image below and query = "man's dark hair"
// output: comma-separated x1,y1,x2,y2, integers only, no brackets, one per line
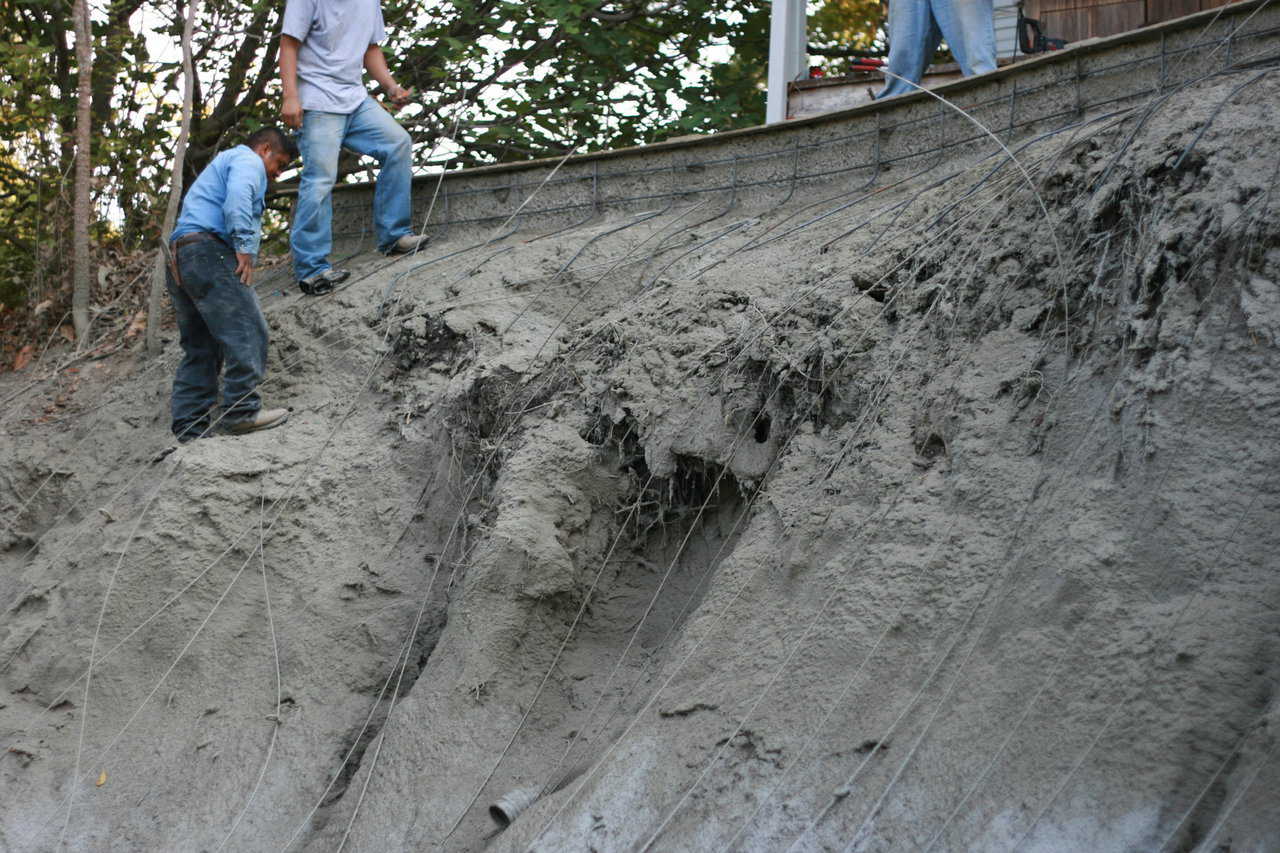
245,127,300,161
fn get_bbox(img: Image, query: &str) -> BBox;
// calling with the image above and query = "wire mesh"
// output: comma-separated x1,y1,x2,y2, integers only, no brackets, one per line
317,8,1280,250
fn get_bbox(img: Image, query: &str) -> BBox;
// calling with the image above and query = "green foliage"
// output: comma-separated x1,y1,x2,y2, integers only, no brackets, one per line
809,0,887,73
385,0,771,163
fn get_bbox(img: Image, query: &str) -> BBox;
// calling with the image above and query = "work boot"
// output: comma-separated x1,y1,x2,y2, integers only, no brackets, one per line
175,423,211,444
298,267,350,295
224,408,290,435
387,233,431,255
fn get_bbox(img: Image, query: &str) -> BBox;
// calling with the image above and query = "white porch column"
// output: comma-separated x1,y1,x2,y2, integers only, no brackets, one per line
766,0,807,124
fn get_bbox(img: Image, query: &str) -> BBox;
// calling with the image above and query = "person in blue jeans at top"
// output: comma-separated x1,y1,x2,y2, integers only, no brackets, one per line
167,127,298,442
279,0,430,295
877,0,997,99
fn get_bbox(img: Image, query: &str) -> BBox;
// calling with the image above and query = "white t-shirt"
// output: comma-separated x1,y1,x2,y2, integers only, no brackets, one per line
282,0,386,114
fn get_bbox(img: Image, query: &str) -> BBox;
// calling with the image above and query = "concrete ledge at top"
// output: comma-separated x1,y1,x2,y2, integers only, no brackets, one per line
314,0,1279,237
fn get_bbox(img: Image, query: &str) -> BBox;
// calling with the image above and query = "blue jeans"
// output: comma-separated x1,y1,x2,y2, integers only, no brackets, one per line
878,0,997,99
166,237,268,440
291,96,414,280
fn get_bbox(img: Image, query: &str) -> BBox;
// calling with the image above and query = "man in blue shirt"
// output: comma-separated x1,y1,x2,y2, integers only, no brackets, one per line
167,127,299,442
280,0,430,295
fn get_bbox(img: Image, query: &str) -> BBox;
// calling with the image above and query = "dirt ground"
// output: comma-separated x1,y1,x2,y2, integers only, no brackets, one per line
2,70,1279,852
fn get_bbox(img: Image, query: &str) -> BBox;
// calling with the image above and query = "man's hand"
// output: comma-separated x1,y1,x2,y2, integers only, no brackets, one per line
282,94,303,129
235,253,256,285
388,84,414,107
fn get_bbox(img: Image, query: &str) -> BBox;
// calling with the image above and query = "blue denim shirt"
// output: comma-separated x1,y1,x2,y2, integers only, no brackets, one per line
170,145,267,257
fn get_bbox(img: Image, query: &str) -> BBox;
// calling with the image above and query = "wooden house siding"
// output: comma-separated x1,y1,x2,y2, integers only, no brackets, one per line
1024,0,1243,44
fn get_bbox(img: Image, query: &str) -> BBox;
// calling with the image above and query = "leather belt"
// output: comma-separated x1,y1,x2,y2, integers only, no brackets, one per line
171,230,223,251
167,231,214,289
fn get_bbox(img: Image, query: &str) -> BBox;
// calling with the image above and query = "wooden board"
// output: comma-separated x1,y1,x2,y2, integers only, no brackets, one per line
1026,0,1146,44
1148,0,1202,22
1023,0,1245,43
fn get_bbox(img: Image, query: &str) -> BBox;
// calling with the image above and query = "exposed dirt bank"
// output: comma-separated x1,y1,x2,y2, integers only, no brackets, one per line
3,70,1279,852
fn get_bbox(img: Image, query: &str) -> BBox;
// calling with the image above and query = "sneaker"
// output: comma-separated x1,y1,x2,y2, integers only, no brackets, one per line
224,408,290,435
298,267,350,295
387,233,431,255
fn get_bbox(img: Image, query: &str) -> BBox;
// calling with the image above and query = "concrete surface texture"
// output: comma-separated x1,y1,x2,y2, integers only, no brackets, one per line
3,26,1280,853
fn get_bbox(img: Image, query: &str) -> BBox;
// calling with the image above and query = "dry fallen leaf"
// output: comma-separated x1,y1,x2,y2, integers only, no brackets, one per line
13,344,33,371
96,770,107,787
125,309,147,340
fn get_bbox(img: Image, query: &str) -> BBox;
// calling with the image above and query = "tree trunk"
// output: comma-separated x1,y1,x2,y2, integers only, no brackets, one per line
71,0,92,345
145,0,198,355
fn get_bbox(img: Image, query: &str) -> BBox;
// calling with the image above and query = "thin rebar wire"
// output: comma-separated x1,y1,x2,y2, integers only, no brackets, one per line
534,158,1042,806
1193,739,1279,853
22,24,1280,835
332,192,727,850
635,159,743,287
9,47,1260,548
6,78,480,537
716,198,1082,853
815,130,1280,853
279,188,720,852
1198,0,1278,71
499,199,711,339
638,83,1231,848
687,106,1116,395
522,162,601,244
642,166,1049,852
33,151,476,839
641,216,755,289
528,153,1038,850
30,237,424,847
1154,723,1263,853
6,161,550,598
918,175,1280,853
875,67,1071,342
59,459,179,844
215,491,284,851
372,139,586,318
559,171,680,274
924,107,1136,231
997,154,1280,853
20,199,691,822
918,639,1078,852
1171,68,1276,171
1010,495,1264,853
437,469,660,838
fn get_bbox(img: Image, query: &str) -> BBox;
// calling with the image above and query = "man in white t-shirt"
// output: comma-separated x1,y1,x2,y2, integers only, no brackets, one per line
877,0,996,100
279,0,429,295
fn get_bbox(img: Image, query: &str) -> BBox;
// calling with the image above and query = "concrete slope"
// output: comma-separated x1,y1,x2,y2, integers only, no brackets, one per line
3,70,1280,853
